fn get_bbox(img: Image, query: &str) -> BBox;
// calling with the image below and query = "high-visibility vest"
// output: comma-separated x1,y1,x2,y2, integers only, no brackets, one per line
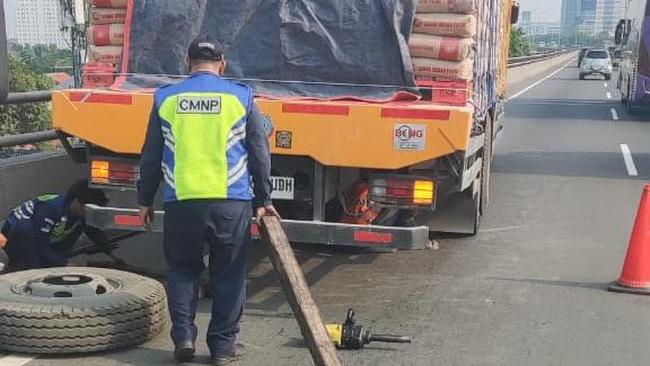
154,72,253,202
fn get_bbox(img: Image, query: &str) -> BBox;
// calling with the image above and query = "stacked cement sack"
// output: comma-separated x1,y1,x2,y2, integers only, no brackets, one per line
410,0,504,112
84,0,127,87
410,0,476,81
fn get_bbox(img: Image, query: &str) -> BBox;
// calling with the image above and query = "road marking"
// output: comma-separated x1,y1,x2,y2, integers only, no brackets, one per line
0,355,35,366
506,60,573,101
611,108,619,121
604,82,608,87
620,144,639,177
606,92,612,99
482,225,525,233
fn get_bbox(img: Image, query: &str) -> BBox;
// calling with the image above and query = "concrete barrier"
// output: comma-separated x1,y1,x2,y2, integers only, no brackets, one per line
0,152,87,215
507,52,578,96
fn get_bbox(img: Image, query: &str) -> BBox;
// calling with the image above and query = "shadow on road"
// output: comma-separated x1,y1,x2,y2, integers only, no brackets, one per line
488,277,607,291
243,244,381,312
507,98,616,120
493,151,650,180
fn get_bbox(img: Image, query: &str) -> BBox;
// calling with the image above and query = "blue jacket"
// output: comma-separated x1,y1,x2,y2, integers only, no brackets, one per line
3,194,82,266
138,72,272,207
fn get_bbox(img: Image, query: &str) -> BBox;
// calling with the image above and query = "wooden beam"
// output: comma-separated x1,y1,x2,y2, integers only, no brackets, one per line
260,216,342,366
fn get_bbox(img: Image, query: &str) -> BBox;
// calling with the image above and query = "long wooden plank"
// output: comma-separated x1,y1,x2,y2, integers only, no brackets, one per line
260,216,342,366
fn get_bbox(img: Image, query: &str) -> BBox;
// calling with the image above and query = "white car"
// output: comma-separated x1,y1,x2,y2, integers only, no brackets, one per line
579,49,613,80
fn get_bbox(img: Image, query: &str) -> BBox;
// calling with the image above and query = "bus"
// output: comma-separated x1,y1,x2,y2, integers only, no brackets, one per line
617,0,650,113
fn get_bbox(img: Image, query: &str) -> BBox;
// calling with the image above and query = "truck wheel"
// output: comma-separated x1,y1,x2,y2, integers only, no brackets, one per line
627,98,637,115
471,186,481,236
0,267,167,355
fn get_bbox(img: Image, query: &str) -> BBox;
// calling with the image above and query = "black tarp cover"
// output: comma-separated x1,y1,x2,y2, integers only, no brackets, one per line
124,0,418,100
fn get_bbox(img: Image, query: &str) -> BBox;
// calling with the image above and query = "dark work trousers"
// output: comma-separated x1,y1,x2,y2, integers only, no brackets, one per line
2,220,42,271
164,199,252,358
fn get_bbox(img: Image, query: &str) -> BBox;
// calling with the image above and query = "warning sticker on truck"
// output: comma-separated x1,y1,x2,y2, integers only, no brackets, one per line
394,124,426,151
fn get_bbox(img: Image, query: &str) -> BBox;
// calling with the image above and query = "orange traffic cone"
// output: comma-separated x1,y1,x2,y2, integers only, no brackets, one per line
608,184,650,295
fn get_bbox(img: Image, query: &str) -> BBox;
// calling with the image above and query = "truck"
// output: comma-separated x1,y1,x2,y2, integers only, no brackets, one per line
616,0,650,114
51,0,519,251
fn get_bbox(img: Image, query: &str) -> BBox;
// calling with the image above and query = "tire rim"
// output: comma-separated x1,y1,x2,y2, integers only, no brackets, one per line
11,273,120,298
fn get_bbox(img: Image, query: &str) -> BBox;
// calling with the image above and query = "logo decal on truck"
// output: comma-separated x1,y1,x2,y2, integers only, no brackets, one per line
276,131,293,149
177,96,221,114
394,124,426,151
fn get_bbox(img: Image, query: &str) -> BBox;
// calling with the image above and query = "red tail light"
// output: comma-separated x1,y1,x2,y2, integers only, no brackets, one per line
91,160,139,188
370,176,435,206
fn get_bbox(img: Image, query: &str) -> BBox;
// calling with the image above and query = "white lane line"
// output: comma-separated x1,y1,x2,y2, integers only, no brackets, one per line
482,225,525,233
506,60,573,101
0,355,35,366
611,108,620,121
620,144,639,177
604,82,608,87
606,92,612,99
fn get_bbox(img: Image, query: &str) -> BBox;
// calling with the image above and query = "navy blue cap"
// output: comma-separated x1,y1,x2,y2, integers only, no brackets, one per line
188,36,224,61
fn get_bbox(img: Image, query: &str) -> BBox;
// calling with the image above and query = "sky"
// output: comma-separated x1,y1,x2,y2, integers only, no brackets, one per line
520,0,564,22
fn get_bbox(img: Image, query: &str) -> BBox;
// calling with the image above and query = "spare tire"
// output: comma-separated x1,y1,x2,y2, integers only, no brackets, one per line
0,267,168,355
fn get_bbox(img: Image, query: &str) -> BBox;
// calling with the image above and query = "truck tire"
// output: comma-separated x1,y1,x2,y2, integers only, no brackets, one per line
470,184,481,236
0,267,167,355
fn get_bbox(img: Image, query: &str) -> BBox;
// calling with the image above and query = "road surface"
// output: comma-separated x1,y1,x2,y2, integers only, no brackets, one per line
3,58,650,365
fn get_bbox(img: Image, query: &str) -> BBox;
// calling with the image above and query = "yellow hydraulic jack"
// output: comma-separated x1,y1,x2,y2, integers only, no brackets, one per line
325,309,412,349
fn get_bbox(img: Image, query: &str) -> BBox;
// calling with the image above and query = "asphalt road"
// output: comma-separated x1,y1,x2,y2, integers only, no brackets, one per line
4,58,650,365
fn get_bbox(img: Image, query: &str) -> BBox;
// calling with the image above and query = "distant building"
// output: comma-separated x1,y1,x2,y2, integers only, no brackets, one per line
595,0,625,37
46,72,72,85
561,0,580,37
4,0,17,40
562,0,625,39
524,22,562,36
10,0,67,48
521,11,533,25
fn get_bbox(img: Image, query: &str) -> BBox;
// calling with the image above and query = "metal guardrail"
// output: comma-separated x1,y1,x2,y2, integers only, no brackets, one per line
0,130,58,148
0,91,52,105
0,50,574,149
508,50,575,68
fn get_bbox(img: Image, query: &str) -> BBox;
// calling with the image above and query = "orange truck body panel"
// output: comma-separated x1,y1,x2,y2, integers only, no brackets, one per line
52,89,473,170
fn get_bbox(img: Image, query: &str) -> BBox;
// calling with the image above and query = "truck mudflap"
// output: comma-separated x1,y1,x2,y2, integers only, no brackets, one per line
85,205,432,251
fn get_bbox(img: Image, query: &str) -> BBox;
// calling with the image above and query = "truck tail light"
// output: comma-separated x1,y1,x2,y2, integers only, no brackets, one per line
91,159,139,188
370,176,435,206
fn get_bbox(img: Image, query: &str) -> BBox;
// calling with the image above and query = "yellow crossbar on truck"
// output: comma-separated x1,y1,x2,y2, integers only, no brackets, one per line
53,91,473,169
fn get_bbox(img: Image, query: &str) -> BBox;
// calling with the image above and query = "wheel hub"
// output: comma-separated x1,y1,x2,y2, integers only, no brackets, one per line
12,273,119,298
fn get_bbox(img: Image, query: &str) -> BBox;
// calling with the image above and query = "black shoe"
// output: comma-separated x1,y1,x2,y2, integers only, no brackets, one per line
0,248,8,274
174,340,195,362
211,347,244,365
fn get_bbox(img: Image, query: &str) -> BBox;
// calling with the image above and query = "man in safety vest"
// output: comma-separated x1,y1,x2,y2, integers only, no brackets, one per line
0,179,108,272
137,36,277,365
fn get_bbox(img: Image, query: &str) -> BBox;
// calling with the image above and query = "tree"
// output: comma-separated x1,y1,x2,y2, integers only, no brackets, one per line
11,44,73,74
0,56,54,138
510,28,532,57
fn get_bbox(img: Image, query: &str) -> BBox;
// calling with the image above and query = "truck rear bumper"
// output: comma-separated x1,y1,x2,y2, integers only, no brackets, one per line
85,205,432,251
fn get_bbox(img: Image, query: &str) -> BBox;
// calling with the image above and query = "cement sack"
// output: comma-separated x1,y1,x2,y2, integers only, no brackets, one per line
86,0,127,8
88,46,123,64
88,24,125,46
413,13,476,38
412,57,473,80
89,7,127,25
416,0,475,14
409,34,472,61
